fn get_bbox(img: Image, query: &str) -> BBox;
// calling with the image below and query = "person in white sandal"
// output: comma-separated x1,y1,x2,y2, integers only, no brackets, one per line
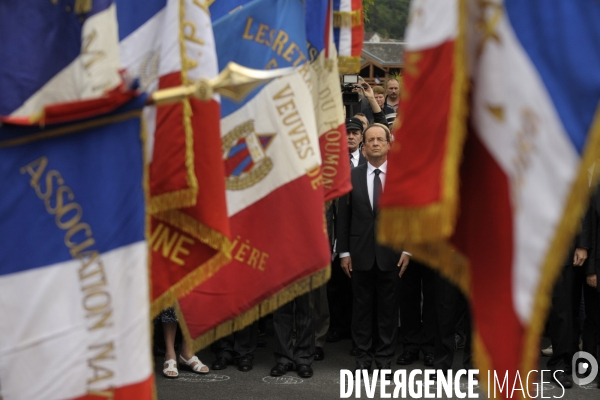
160,308,209,378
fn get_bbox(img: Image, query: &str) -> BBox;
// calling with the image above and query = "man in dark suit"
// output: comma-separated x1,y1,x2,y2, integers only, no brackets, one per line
546,204,591,389
327,117,367,344
337,123,411,371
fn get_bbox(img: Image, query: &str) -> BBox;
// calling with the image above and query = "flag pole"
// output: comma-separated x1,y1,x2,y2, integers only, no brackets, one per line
149,62,295,106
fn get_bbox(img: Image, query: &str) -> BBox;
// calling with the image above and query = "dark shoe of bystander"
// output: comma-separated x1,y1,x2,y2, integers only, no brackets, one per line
297,364,313,378
270,363,292,377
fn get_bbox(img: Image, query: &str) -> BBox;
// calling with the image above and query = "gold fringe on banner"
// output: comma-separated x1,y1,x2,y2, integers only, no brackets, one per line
152,209,231,251
521,104,600,383
146,0,202,215
175,265,331,353
338,56,362,74
377,0,469,248
409,241,470,296
333,10,362,29
147,188,198,214
150,251,231,318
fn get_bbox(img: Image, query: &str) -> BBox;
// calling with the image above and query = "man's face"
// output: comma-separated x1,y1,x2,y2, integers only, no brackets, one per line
355,115,368,131
387,80,400,101
375,93,385,108
346,129,362,152
364,126,389,161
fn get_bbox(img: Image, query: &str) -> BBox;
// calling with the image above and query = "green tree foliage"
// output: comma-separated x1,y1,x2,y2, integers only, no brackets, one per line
364,0,410,40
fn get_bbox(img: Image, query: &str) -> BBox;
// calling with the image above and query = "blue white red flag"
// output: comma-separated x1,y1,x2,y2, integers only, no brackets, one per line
379,0,600,396
210,0,351,201
177,0,331,347
0,96,153,400
0,0,122,120
332,0,364,73
117,0,231,318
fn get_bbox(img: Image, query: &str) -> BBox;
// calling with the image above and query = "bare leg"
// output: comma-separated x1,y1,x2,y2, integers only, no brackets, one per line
163,322,178,377
181,337,209,373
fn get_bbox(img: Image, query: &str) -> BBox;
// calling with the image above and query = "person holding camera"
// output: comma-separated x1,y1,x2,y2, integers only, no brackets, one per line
355,79,389,127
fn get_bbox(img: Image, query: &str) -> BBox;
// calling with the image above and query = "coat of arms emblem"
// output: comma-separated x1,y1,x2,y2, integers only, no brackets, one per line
222,120,275,190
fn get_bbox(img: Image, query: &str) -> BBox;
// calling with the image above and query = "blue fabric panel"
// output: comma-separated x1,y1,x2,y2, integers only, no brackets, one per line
0,96,147,276
115,0,166,40
505,0,600,154
210,0,252,23
213,0,309,117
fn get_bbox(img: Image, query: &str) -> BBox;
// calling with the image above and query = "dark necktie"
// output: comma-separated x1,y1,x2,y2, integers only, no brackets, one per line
373,169,382,213
349,153,354,169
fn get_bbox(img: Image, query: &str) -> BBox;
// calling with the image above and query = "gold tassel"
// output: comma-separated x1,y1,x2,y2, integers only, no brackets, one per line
75,0,92,14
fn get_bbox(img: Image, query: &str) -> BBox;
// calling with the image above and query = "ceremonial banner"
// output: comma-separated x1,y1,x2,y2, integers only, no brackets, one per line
378,0,600,397
332,0,364,73
117,0,231,315
306,0,352,201
0,97,153,400
178,0,331,348
0,0,121,119
211,0,351,201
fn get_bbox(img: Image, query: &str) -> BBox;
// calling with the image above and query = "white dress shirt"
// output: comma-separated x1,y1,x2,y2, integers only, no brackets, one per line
349,148,360,168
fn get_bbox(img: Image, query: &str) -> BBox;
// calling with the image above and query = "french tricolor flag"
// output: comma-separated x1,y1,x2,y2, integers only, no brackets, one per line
0,98,152,400
379,0,600,395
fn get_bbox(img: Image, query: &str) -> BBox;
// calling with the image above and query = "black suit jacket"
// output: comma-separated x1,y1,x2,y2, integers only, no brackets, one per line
587,187,600,291
326,152,367,250
336,163,400,271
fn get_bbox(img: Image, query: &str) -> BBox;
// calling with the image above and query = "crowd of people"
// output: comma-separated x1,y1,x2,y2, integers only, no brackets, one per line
155,77,600,389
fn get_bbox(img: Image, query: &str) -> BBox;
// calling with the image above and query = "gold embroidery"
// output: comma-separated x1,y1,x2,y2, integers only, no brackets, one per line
332,10,362,29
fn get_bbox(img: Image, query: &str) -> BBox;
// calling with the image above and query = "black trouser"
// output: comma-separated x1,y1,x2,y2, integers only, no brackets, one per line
327,255,352,335
273,291,315,366
433,272,472,371
399,260,436,355
211,322,258,361
352,265,400,368
582,284,600,358
547,265,574,373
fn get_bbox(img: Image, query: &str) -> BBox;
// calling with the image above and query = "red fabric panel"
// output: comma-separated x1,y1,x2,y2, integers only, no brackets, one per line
149,72,189,197
351,0,364,57
179,173,330,337
319,122,352,201
453,131,524,390
74,374,154,400
380,40,454,208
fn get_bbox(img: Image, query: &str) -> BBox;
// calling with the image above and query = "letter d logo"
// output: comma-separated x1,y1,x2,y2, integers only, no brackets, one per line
572,351,598,386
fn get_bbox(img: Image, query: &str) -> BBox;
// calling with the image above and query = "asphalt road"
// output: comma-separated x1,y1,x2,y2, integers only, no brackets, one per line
154,325,600,400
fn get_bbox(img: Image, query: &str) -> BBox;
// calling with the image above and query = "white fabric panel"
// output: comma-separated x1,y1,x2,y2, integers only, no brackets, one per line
119,8,167,89
11,5,122,117
472,12,579,324
337,0,352,57
183,1,218,81
223,72,321,216
404,0,457,51
0,242,151,400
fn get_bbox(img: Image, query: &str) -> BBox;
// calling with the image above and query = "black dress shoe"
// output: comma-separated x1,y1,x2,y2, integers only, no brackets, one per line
297,364,313,378
423,353,434,367
270,363,291,377
314,347,325,361
552,371,573,389
326,331,345,342
237,356,253,372
212,357,230,370
396,351,419,365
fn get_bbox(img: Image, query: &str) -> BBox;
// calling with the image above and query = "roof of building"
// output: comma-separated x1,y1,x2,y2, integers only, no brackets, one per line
361,42,405,67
